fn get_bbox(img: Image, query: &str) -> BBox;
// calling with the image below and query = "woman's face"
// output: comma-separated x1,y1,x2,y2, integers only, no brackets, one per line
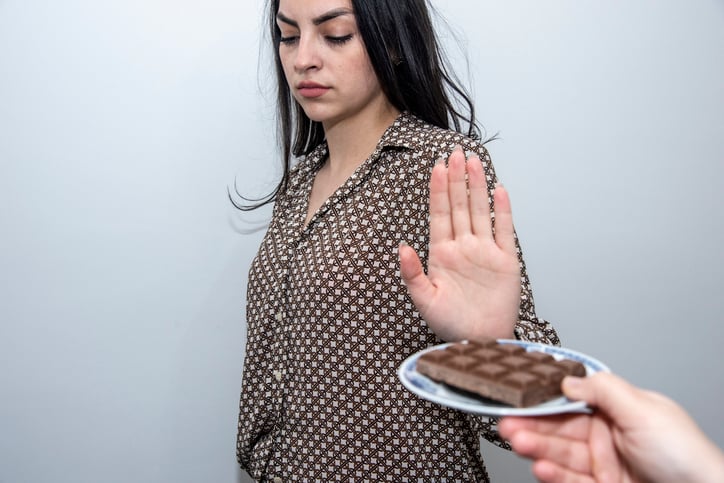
276,0,389,129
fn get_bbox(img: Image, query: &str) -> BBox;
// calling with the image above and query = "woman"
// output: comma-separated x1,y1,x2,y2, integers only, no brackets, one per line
235,0,559,480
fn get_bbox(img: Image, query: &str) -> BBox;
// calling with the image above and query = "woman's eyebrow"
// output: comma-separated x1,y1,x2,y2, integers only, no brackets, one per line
276,8,353,28
276,12,298,27
312,8,353,25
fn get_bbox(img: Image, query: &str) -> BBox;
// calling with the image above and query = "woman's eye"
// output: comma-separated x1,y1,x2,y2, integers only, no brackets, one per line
326,34,353,45
279,35,298,45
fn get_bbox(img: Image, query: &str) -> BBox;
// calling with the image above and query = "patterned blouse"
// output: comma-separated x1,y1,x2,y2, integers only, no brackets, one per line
236,112,559,482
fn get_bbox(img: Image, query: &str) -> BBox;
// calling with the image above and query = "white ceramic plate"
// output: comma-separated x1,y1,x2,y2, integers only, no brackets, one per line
398,339,610,417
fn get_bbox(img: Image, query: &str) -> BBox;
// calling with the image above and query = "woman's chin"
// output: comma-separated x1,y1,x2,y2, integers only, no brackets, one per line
297,105,334,124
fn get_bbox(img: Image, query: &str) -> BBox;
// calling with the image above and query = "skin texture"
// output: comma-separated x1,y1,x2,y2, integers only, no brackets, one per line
399,147,520,342
498,372,724,483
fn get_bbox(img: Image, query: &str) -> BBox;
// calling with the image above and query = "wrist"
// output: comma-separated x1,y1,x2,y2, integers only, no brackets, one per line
468,321,516,342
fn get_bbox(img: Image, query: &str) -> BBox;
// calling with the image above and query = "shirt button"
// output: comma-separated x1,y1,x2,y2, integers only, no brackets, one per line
273,370,282,382
275,312,283,322
273,477,282,483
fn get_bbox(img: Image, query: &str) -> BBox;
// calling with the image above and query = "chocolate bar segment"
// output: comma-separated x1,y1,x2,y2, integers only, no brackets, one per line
416,339,586,407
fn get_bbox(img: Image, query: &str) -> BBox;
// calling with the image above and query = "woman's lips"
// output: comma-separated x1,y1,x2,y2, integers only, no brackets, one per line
297,82,329,99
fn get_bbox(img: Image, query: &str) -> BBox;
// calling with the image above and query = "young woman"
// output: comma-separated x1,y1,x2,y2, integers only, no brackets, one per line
235,0,559,480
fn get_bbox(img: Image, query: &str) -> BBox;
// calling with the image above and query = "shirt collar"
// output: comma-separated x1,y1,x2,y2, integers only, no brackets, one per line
302,111,426,170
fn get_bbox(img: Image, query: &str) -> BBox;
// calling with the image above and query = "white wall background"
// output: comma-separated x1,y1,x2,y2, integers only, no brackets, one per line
1,1,722,482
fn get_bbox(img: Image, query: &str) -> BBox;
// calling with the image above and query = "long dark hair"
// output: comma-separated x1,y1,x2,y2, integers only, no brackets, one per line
232,0,481,211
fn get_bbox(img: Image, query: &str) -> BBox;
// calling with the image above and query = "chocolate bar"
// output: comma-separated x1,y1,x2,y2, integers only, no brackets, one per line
416,339,586,407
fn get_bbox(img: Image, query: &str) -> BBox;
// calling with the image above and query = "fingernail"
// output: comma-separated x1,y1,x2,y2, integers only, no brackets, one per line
435,157,445,165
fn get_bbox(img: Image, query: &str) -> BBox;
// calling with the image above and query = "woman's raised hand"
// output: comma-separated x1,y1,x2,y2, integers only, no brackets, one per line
399,147,521,341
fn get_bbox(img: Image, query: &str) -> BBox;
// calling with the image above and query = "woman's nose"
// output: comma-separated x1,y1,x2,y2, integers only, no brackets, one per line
293,35,321,72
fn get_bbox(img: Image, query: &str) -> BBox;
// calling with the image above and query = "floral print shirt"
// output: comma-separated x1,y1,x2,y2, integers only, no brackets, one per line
237,112,559,482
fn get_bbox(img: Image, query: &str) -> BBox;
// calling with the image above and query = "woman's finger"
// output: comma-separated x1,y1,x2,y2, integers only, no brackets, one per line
398,242,434,315
466,155,493,240
428,159,453,244
491,183,517,255
446,147,472,237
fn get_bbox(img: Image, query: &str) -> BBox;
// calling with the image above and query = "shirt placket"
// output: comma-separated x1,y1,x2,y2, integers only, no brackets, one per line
265,192,311,482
